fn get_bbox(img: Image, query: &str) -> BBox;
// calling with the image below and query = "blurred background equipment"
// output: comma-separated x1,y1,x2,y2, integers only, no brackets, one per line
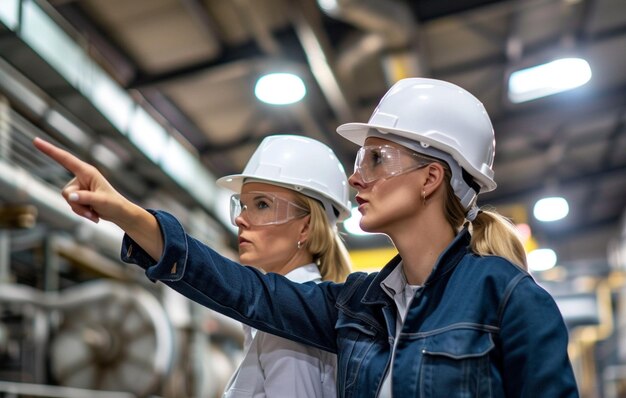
47,281,174,397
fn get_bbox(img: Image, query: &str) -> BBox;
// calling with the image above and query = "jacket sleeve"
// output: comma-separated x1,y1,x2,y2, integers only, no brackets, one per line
498,274,579,397
121,210,344,353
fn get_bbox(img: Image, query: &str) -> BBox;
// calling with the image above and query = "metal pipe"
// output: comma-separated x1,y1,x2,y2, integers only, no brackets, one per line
0,279,174,376
290,0,354,122
320,0,422,86
0,159,123,256
0,381,135,398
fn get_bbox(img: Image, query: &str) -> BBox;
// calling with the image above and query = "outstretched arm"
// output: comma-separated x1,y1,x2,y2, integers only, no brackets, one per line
33,138,164,261
34,138,345,352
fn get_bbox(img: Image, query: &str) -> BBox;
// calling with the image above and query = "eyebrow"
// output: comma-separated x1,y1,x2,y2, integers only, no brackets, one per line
252,194,269,200
250,193,276,202
245,191,295,201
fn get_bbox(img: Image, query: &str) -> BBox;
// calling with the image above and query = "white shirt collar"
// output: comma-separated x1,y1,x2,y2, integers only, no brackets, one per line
284,263,322,283
380,260,407,298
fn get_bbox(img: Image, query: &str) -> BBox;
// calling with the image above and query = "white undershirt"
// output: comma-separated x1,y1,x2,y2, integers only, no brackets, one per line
377,263,422,398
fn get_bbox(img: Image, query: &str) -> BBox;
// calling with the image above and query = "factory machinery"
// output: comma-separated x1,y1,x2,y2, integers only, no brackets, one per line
0,66,244,397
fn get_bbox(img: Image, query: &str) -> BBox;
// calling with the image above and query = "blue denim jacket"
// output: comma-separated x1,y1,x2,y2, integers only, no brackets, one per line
122,210,579,398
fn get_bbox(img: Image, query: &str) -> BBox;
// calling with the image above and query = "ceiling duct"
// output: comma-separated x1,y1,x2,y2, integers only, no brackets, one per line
319,0,422,87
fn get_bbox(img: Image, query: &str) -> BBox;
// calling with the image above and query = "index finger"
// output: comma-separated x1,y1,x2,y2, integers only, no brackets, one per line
33,137,90,176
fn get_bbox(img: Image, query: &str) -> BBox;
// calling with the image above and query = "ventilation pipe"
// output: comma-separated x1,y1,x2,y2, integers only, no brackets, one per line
318,0,424,87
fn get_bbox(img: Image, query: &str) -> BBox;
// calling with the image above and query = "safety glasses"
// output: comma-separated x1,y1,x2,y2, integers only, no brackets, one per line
354,145,432,183
230,192,309,226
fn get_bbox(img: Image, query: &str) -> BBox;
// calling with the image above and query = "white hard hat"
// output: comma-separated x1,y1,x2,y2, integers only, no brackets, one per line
217,135,351,224
336,78,496,209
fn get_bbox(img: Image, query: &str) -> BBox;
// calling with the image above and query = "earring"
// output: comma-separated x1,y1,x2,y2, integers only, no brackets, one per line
297,241,302,249
422,189,427,206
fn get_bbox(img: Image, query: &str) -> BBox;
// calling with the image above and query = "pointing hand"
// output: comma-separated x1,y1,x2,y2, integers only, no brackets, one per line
33,138,129,224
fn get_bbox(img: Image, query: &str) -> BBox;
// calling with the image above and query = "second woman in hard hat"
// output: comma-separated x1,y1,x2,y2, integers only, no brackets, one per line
217,135,351,397
34,77,578,397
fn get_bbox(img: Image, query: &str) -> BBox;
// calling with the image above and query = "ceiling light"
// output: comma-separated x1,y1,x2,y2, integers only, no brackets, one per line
533,196,569,222
527,248,557,272
0,0,19,29
508,57,592,103
254,73,306,105
317,0,339,14
343,207,371,236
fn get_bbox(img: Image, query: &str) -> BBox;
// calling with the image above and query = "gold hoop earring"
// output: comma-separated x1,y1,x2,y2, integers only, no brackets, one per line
297,241,303,249
422,189,427,206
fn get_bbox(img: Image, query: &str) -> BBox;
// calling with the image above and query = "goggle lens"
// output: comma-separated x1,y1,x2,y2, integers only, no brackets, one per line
230,192,309,226
354,145,431,183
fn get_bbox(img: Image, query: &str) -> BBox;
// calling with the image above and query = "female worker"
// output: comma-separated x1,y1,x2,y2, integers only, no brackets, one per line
217,134,351,397
34,77,578,397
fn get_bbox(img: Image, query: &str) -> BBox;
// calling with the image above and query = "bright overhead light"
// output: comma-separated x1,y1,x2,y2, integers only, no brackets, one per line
508,57,592,103
343,207,371,236
533,196,569,222
0,0,19,29
527,248,557,272
255,73,306,105
317,0,339,14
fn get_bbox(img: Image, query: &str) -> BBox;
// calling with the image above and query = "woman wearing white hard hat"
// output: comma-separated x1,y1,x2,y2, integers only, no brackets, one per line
34,78,578,397
334,78,577,397
216,134,351,398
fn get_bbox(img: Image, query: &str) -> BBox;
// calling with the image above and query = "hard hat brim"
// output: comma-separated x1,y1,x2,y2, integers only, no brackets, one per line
216,173,309,198
216,174,247,192
216,174,311,195
337,122,497,192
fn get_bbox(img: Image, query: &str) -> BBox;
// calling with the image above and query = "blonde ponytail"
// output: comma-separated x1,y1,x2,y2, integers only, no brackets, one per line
469,210,528,270
295,195,352,282
442,168,527,270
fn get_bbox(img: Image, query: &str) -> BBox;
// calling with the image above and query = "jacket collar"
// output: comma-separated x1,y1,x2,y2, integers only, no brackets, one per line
361,227,471,305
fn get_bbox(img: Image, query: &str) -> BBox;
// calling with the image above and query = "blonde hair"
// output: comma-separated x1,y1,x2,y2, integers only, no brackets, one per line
293,194,352,282
441,166,528,270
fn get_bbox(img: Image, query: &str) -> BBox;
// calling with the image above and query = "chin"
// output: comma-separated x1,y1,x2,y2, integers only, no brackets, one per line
360,217,387,234
359,220,378,234
238,251,257,265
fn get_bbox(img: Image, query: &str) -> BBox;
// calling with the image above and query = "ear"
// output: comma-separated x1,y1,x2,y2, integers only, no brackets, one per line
423,162,446,197
297,214,311,243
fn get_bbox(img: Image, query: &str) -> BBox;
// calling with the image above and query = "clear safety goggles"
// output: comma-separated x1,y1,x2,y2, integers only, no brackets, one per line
354,144,432,183
230,192,309,226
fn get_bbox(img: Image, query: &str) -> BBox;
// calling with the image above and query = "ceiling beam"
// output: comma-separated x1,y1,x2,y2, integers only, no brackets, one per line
434,21,626,77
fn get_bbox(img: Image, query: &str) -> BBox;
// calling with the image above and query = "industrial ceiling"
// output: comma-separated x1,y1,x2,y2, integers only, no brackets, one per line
1,0,626,273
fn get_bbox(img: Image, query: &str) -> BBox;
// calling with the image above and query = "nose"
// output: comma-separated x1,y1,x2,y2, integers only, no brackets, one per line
348,170,367,189
235,213,250,228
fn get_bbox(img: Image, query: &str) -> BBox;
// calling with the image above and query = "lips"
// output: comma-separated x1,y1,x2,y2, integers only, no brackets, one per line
355,196,368,206
238,236,251,245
